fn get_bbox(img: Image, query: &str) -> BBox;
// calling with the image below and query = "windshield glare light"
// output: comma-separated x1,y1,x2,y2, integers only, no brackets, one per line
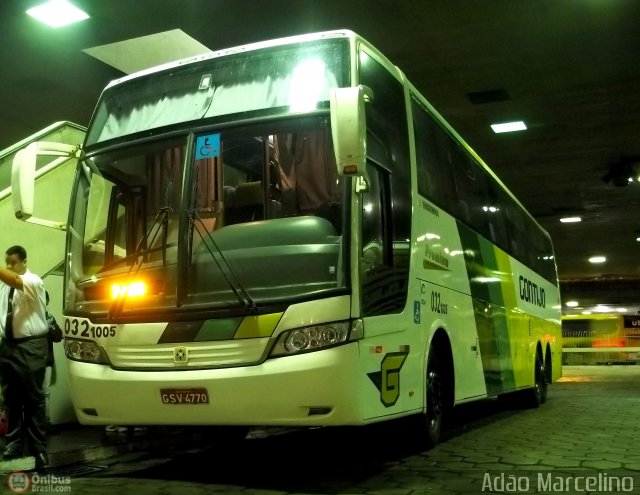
289,59,326,112
271,321,352,357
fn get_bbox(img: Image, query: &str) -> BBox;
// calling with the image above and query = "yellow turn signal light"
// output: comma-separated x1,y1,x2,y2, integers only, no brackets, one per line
111,281,147,299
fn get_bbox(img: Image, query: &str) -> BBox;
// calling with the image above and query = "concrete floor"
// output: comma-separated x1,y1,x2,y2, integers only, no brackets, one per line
2,365,640,494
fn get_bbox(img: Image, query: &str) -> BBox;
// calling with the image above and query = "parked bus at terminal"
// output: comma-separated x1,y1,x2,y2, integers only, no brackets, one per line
562,313,640,365
12,30,562,447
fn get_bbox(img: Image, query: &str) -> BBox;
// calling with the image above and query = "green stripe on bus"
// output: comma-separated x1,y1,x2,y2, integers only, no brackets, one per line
196,318,242,341
457,221,515,394
158,318,241,343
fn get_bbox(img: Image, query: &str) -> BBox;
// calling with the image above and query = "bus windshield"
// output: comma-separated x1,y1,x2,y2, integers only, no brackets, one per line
66,119,346,319
85,38,349,147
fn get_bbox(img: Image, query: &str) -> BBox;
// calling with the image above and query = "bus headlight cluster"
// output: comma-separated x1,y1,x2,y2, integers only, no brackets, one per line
64,338,109,364
270,321,360,357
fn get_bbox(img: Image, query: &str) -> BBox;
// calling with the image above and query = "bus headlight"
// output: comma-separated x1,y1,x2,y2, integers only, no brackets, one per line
269,320,361,357
64,338,109,364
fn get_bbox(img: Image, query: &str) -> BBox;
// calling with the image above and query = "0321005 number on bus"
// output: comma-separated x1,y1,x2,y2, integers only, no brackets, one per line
65,318,116,338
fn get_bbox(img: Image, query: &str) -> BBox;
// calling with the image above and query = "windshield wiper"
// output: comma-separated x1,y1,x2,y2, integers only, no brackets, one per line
109,206,171,317
189,209,257,313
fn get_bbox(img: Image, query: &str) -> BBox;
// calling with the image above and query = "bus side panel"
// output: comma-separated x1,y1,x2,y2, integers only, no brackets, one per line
459,223,561,393
457,222,525,395
494,247,531,391
510,258,562,384
413,199,488,402
358,313,420,421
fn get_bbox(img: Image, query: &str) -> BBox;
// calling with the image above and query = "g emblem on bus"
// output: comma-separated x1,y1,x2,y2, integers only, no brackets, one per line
368,351,408,407
174,346,189,363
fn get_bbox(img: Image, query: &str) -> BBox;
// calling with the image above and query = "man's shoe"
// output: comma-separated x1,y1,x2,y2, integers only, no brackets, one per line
2,445,23,460
34,452,49,471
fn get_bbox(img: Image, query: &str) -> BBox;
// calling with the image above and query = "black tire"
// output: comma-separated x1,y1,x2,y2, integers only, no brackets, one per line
543,348,552,403
524,351,547,408
540,354,549,405
423,346,445,448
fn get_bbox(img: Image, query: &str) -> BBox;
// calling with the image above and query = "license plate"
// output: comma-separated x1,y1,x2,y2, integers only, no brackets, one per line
160,388,209,405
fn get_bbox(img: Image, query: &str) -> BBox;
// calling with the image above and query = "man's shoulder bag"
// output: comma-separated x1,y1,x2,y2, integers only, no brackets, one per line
47,313,63,343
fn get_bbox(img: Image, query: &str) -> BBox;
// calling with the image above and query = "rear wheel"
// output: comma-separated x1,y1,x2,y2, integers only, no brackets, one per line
524,351,547,408
539,353,549,404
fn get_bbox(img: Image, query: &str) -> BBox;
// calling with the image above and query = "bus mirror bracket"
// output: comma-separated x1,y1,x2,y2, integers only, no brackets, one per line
12,141,80,231
330,85,372,178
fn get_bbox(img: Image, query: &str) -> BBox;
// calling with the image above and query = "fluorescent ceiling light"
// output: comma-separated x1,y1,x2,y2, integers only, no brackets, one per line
560,216,582,223
588,256,606,264
27,0,89,28
491,121,527,134
594,305,612,313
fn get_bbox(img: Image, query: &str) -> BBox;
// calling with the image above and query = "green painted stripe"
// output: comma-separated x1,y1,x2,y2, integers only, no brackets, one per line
158,318,241,343
157,320,203,344
458,223,490,302
157,312,283,343
233,313,283,339
457,221,515,394
196,318,242,341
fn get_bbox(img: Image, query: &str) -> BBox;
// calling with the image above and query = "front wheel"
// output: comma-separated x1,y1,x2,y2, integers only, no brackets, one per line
423,347,446,448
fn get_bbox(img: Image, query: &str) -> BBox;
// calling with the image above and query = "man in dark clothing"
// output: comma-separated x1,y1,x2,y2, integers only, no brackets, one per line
0,245,49,470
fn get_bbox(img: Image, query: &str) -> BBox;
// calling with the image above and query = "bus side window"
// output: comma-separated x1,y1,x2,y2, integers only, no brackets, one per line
361,164,399,316
361,166,386,275
359,48,411,315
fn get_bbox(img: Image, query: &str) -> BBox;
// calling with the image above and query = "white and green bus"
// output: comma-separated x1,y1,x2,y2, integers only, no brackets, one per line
13,30,561,446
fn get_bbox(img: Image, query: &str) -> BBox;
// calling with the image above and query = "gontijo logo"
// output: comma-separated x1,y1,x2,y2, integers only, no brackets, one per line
519,275,546,308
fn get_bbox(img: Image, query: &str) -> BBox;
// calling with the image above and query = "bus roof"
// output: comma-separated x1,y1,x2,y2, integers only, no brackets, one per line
104,29,359,91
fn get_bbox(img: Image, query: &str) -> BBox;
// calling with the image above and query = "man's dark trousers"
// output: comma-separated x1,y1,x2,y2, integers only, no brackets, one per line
0,337,48,456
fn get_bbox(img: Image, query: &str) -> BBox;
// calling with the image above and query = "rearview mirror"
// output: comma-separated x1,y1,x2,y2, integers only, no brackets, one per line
330,85,372,177
12,141,79,230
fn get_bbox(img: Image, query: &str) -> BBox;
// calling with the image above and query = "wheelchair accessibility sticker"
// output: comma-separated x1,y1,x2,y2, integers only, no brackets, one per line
195,133,220,160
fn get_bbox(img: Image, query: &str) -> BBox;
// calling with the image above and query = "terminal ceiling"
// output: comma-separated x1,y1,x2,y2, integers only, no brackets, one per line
0,0,639,312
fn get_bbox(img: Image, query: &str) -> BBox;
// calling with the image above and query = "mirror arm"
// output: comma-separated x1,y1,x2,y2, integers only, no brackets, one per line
12,141,80,231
